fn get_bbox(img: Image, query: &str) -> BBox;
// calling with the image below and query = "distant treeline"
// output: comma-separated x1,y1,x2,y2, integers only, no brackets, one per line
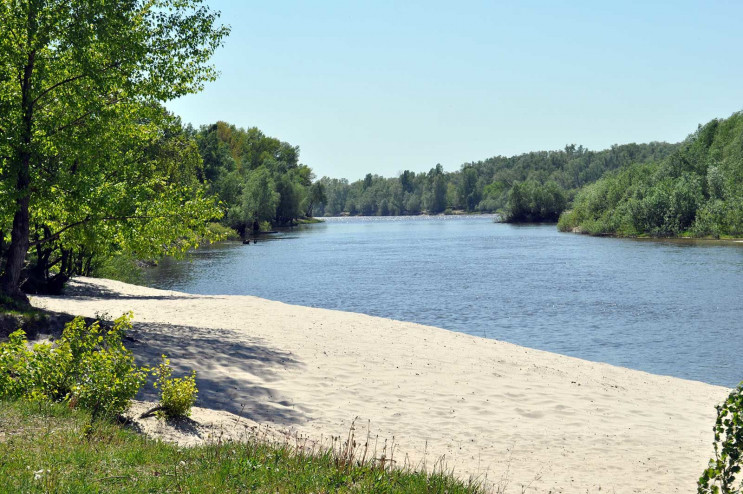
146,113,743,241
193,122,679,229
558,112,743,238
312,142,678,221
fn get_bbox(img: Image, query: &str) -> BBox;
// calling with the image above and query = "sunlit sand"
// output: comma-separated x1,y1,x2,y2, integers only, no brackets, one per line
33,277,729,493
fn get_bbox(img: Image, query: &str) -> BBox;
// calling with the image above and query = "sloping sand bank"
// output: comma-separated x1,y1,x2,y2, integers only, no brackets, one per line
33,277,729,493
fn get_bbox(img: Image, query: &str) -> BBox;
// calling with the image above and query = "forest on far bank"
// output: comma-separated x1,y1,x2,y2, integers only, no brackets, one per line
113,111,743,239
312,141,677,221
558,112,743,238
185,121,679,232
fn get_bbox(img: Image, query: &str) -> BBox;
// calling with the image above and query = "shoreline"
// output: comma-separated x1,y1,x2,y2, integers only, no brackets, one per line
32,277,729,493
565,226,743,245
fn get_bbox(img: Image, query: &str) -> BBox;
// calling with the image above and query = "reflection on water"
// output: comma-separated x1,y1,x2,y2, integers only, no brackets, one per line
144,216,743,387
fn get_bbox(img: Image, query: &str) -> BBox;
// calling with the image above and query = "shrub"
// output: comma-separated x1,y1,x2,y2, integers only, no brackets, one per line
153,355,198,418
0,313,147,417
699,382,743,493
0,329,33,399
207,222,240,241
67,315,149,417
505,180,567,223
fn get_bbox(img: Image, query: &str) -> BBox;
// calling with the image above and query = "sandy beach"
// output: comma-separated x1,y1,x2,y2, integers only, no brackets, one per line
32,277,729,493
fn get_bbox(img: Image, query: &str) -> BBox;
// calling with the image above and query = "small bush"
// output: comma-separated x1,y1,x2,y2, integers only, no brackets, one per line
207,222,240,241
699,382,743,493
0,313,147,417
153,355,198,418
0,329,33,399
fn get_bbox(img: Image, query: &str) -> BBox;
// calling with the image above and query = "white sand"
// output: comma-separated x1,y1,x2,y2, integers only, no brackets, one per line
33,277,729,493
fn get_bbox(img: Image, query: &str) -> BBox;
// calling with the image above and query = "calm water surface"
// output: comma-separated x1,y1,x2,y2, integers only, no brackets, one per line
144,216,743,387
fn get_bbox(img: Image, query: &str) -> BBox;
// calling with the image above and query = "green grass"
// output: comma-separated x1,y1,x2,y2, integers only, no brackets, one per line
0,400,486,493
0,305,44,318
0,307,48,339
0,292,44,315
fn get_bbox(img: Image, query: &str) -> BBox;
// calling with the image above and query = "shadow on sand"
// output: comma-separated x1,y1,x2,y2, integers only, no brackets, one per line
62,278,196,301
126,321,306,427
32,278,308,427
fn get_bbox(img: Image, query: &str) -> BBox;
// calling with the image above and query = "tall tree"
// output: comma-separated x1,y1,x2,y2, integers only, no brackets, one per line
304,181,327,218
18,106,221,295
0,0,228,305
459,166,480,212
229,167,278,235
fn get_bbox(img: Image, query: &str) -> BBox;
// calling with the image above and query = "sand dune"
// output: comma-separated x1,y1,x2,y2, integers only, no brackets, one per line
32,277,729,493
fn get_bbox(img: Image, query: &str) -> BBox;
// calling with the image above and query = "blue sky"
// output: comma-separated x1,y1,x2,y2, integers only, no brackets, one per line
167,1,743,181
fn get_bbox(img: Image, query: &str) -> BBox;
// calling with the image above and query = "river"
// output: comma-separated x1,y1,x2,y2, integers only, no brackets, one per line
143,216,743,387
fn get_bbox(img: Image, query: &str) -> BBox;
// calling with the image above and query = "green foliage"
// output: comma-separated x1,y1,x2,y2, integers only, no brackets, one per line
311,142,677,218
206,222,241,241
428,171,449,214
505,180,567,222
699,382,743,494
153,356,198,419
560,112,743,238
0,330,32,399
0,0,229,299
195,122,314,233
227,166,279,233
459,166,481,212
0,314,147,417
305,181,327,217
65,315,148,418
92,253,146,285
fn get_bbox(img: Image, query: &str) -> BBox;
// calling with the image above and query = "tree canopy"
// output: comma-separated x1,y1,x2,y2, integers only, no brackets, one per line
558,112,743,238
194,122,315,235
311,142,678,218
0,0,228,304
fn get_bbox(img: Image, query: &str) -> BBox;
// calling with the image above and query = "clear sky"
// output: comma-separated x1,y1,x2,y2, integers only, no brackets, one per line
166,0,743,181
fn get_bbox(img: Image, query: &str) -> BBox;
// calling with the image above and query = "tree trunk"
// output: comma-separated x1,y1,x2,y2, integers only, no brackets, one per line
0,47,35,307
0,200,31,305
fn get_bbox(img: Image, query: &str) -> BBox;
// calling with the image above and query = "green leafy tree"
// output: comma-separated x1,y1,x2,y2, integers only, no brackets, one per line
427,173,448,214
229,167,278,235
274,174,306,225
0,0,228,305
559,112,743,237
20,107,221,294
505,180,567,222
400,170,416,193
305,181,327,217
459,166,481,212
194,123,314,228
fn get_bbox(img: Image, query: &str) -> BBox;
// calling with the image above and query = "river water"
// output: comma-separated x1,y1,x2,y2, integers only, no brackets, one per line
144,216,743,387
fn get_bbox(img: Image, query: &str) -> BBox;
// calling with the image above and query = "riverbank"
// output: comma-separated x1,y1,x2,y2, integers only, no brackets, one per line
564,225,743,244
32,277,729,493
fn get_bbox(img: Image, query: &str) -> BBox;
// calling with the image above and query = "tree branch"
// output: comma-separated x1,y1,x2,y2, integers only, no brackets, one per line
47,97,123,137
47,109,96,136
32,62,122,107
32,73,89,106
29,214,177,248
